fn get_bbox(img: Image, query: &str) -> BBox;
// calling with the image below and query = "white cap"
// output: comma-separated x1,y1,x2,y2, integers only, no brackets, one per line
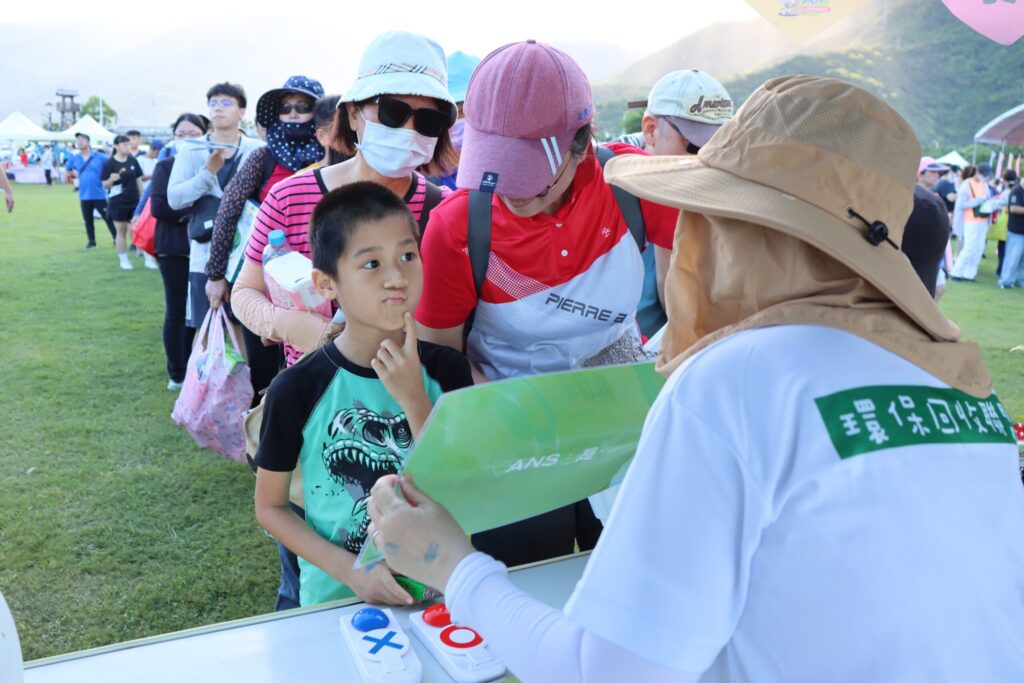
340,31,456,108
632,69,733,147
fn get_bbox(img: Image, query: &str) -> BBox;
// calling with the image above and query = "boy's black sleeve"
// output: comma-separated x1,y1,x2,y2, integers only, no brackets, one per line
417,341,474,392
254,370,304,472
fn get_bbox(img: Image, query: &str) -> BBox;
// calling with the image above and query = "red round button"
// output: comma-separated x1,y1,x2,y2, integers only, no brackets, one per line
423,603,451,627
440,625,483,649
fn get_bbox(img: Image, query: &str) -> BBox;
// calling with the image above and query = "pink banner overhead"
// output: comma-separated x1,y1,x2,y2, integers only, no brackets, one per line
997,151,1005,178
941,0,1024,46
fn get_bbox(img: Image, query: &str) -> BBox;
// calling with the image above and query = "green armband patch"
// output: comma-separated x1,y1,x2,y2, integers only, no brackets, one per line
815,385,1015,459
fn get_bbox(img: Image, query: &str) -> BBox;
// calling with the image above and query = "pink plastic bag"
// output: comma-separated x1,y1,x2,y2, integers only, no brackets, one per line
172,308,254,462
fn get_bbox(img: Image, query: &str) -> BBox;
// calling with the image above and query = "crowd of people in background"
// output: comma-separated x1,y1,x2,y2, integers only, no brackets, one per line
6,89,1021,300
914,156,1024,293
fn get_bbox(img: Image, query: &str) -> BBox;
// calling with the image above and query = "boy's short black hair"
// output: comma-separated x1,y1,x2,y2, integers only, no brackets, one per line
310,182,418,278
126,129,141,137
206,82,247,108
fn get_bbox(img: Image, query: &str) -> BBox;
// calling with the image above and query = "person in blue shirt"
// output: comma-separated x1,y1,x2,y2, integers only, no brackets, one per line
65,132,115,249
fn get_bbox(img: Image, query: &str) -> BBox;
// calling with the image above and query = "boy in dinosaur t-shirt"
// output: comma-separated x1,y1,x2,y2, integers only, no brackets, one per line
254,182,472,607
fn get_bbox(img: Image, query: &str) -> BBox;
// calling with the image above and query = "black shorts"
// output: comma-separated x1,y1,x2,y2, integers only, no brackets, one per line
107,202,135,222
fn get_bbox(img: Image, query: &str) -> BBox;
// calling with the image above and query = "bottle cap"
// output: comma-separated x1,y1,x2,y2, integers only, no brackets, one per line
268,229,286,247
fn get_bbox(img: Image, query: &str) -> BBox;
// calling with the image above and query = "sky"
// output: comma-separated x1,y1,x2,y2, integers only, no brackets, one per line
1,0,761,127
2,0,758,55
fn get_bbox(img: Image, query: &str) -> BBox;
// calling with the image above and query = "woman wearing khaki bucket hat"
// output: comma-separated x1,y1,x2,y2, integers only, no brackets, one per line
363,75,1024,681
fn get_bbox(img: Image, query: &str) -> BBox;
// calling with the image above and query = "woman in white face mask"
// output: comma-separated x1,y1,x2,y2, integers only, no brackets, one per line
228,30,456,612
232,30,456,368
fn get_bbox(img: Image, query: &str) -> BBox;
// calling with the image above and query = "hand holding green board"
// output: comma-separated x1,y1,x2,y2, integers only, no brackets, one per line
355,361,665,569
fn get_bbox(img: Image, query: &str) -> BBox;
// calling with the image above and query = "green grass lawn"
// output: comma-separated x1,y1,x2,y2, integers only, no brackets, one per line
937,252,1024,419
0,183,1021,661
0,184,277,661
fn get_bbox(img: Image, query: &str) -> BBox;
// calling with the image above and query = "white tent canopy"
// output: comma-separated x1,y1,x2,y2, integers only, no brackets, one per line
973,103,1024,146
936,150,971,169
0,111,56,142
52,115,116,143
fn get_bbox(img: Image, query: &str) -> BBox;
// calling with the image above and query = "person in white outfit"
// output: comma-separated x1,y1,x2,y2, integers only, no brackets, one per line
365,76,1024,683
949,163,993,282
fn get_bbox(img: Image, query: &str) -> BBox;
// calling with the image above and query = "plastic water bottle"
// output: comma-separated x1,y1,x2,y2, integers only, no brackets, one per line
262,229,293,307
261,229,336,319
262,229,291,266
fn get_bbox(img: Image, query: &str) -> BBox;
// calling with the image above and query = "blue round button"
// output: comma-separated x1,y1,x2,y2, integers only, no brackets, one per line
351,608,389,632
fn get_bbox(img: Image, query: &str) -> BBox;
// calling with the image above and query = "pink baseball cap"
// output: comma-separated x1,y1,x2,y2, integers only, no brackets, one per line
456,40,594,199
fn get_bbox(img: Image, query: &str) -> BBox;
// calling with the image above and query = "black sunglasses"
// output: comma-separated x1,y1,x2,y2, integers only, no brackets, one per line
278,101,313,115
370,96,453,138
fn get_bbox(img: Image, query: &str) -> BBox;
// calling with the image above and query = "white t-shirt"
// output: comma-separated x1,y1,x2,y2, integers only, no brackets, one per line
137,155,157,190
565,324,1024,681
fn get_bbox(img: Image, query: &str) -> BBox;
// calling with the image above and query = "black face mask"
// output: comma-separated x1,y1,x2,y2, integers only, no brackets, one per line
281,121,316,142
266,120,325,172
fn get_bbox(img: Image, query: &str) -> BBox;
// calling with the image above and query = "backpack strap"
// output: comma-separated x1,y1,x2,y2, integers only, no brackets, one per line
596,145,645,250
257,147,278,197
467,189,493,299
462,189,494,340
419,178,444,234
79,153,99,175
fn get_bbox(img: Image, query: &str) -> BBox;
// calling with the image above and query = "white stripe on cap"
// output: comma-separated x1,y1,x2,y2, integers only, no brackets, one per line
550,137,562,167
540,137,557,176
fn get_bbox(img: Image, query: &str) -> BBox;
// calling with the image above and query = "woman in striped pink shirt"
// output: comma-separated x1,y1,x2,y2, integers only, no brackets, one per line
232,30,456,370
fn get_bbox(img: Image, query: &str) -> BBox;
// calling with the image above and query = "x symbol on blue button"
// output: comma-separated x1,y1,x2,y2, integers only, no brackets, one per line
363,630,402,655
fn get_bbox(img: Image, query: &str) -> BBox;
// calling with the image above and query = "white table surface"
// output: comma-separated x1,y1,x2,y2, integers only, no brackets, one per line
24,553,590,683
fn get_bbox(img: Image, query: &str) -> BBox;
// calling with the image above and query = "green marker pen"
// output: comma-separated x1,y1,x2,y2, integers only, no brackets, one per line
394,575,442,602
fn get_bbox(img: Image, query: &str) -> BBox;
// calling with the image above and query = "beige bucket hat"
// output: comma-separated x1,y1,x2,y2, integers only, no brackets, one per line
604,74,960,343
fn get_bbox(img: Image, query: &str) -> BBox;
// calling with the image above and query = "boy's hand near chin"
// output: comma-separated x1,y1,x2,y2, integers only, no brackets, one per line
372,312,432,438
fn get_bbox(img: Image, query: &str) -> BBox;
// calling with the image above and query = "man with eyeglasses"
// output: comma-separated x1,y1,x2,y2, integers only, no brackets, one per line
609,69,733,336
168,82,264,331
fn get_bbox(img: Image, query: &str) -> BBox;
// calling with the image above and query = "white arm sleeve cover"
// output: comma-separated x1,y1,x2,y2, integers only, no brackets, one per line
167,151,217,211
446,552,700,683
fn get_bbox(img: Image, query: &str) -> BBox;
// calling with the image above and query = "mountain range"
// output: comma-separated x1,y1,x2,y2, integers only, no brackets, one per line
593,0,1024,151
4,1,1021,152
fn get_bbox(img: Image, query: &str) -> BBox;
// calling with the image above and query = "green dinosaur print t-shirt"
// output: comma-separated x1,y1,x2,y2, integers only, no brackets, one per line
255,340,473,606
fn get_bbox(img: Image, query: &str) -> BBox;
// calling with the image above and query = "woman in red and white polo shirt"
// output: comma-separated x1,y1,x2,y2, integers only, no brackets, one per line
416,40,676,566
